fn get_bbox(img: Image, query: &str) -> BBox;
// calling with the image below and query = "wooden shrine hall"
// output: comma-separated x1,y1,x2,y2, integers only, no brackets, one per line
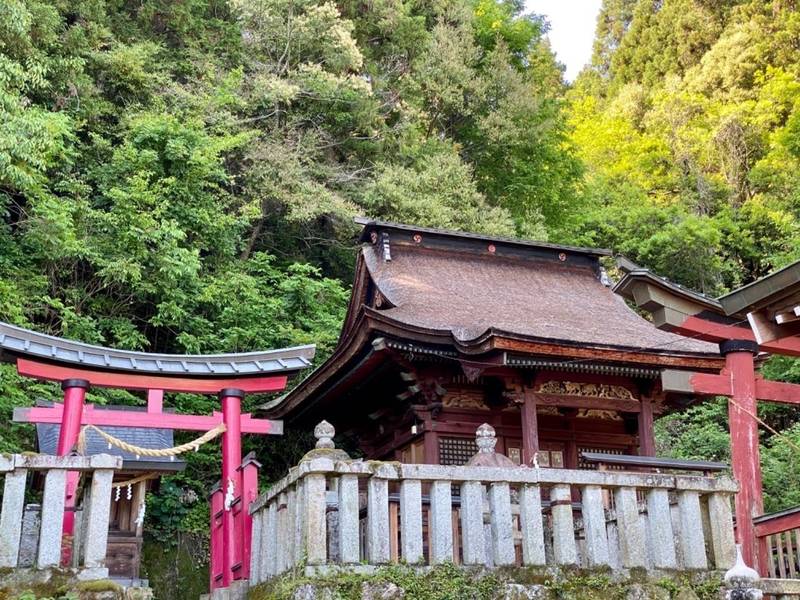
267,219,727,471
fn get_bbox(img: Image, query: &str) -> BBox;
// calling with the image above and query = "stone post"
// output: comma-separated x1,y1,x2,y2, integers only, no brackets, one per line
298,421,351,568
338,474,360,564
38,468,68,568
83,465,116,569
0,464,27,568
400,479,423,564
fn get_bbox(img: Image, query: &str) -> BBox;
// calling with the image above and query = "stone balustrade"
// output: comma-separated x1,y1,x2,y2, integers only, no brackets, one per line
248,423,739,585
0,453,121,579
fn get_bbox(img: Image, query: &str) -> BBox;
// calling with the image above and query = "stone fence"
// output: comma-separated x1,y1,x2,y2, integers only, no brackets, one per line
0,453,121,580
248,423,739,585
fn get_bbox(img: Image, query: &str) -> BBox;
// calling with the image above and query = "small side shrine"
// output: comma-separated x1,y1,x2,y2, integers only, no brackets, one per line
267,219,725,470
35,403,187,584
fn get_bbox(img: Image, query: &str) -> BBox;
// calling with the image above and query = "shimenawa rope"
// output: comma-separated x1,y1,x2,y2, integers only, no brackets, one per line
77,422,227,457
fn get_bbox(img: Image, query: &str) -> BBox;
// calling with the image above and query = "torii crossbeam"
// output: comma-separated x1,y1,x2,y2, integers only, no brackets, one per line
0,322,314,592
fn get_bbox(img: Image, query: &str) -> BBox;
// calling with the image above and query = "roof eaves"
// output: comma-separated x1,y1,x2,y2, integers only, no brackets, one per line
0,322,316,376
355,217,613,257
718,259,800,316
613,267,723,313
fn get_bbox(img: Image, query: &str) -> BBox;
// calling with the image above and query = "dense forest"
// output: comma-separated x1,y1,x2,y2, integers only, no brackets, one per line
1,0,800,589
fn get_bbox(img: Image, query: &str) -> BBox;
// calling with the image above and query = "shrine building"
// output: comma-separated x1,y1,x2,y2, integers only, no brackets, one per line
267,219,726,468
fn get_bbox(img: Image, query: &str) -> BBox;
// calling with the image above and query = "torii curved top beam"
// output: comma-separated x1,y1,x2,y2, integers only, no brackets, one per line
0,322,315,377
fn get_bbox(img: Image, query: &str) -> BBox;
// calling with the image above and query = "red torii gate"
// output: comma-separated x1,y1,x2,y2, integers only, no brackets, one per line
615,259,800,575
0,323,314,592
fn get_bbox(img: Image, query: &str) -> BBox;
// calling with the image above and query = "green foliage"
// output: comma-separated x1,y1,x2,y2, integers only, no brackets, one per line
2,0,800,572
569,0,800,290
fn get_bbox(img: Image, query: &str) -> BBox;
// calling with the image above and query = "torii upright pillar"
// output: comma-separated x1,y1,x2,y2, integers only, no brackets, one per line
56,379,89,562
220,388,244,587
721,340,765,572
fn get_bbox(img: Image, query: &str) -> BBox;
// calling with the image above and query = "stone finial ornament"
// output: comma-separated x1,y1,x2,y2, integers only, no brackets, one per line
314,420,336,449
467,423,516,467
301,420,350,462
724,545,763,600
476,423,498,453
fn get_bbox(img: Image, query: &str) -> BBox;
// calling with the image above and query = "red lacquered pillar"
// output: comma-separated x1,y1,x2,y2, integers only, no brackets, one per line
722,340,766,573
239,452,262,580
209,483,224,591
57,378,89,564
220,388,244,586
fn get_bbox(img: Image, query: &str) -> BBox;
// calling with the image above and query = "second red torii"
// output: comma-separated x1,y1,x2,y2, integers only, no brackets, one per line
0,321,315,594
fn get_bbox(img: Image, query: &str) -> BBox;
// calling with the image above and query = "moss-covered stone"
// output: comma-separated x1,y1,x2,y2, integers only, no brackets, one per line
0,570,125,600
140,532,208,600
247,565,724,600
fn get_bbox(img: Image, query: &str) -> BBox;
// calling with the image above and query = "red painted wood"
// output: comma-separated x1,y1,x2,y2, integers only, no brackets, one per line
423,421,439,464
689,372,733,396
16,404,281,434
637,397,656,456
534,393,641,413
673,315,800,355
221,391,243,586
520,390,539,466
673,316,756,343
210,488,224,590
58,382,87,565
726,350,767,574
689,372,800,405
147,389,163,413
754,378,800,404
754,511,800,538
240,461,260,580
762,337,800,356
16,358,288,393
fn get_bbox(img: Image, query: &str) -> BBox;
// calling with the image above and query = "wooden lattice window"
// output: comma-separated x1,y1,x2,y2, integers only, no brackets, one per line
439,437,477,466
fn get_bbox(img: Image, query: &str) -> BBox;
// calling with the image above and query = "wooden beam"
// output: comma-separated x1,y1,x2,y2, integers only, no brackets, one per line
755,378,800,404
754,509,800,538
535,393,641,413
669,315,754,343
637,397,655,456
520,389,539,466
16,358,289,394
491,337,725,370
13,404,283,434
663,370,800,404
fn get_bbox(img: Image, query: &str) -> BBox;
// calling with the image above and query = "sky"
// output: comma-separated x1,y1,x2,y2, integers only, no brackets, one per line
526,0,603,81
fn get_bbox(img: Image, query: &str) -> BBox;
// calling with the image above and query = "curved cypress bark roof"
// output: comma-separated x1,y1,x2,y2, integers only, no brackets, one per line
361,243,717,354
268,220,724,422
0,322,315,376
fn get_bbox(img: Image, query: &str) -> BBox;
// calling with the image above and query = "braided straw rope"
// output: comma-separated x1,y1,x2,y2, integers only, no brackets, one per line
77,422,227,457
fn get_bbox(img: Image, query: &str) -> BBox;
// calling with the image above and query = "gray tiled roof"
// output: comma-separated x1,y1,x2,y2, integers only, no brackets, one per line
0,322,315,375
35,403,186,472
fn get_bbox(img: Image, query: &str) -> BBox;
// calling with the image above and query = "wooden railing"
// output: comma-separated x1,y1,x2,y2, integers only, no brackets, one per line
248,456,739,583
0,453,121,578
755,506,800,579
